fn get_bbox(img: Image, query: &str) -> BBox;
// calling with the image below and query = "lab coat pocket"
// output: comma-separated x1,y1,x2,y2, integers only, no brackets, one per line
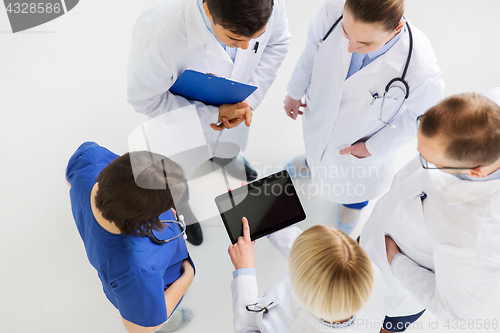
332,146,385,202
244,37,269,81
354,91,400,123
402,194,429,237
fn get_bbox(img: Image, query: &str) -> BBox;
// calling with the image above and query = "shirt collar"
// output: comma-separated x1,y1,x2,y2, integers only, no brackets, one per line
364,24,405,61
452,167,500,181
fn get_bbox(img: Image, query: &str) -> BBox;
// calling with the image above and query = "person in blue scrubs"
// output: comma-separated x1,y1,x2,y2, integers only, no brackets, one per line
66,142,195,333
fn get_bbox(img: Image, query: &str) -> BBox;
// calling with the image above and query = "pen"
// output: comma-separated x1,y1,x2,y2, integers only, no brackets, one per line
253,42,259,53
370,93,379,105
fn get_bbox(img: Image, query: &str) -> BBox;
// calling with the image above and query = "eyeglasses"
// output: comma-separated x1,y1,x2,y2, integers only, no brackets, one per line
245,302,274,313
146,215,187,245
416,115,483,170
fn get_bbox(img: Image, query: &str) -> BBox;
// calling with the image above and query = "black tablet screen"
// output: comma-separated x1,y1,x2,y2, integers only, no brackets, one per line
215,171,306,243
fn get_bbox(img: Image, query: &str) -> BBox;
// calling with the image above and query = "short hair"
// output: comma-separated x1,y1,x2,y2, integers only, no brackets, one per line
205,0,273,37
344,0,405,32
95,151,186,236
420,93,500,166
288,225,374,322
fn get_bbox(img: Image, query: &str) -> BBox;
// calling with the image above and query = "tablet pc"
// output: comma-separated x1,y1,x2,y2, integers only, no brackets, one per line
214,170,306,244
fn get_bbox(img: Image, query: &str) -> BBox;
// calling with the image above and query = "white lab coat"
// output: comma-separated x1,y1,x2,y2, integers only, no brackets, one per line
231,226,386,333
286,0,444,204
360,156,500,320
127,0,291,152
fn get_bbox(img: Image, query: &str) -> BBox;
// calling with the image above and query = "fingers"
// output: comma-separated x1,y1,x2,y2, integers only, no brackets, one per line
244,108,253,127
210,122,225,131
339,146,353,155
242,217,251,240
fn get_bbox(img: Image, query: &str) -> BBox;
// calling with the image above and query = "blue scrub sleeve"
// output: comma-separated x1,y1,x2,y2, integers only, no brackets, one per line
113,271,168,327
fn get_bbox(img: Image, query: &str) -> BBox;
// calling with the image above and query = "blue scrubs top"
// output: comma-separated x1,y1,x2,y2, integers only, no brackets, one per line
66,142,193,327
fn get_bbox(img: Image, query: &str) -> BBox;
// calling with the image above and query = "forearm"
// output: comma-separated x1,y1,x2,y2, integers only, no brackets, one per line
392,250,500,321
164,269,194,318
287,0,339,100
268,226,303,259
231,274,260,333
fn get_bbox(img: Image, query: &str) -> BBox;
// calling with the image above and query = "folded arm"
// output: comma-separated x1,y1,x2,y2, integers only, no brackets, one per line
392,244,500,321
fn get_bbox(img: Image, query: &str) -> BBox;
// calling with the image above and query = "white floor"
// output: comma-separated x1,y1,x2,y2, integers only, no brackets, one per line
1,0,500,332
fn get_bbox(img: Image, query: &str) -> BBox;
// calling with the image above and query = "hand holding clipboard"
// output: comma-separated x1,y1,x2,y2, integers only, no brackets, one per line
169,70,258,131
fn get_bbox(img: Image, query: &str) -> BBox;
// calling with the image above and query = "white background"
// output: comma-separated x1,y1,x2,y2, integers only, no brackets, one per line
1,0,500,332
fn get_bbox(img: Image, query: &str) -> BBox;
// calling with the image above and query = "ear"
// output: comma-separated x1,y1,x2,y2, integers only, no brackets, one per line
203,1,212,22
396,19,406,33
465,167,488,178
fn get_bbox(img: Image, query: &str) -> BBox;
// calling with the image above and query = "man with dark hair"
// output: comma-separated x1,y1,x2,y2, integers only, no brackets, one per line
66,142,195,333
127,0,291,245
359,89,500,332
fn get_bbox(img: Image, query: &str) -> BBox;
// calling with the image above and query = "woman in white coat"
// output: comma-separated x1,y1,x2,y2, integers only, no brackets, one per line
360,90,500,331
228,218,386,333
283,0,444,233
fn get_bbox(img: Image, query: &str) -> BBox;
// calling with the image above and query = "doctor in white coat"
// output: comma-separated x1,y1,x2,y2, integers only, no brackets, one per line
360,89,500,332
128,0,291,167
229,218,386,333
127,0,291,244
283,0,444,233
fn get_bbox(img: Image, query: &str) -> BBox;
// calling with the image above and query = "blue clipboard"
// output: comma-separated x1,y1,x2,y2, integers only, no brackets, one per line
169,69,258,106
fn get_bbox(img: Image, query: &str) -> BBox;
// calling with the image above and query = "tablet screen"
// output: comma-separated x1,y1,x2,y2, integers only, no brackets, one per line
215,170,306,243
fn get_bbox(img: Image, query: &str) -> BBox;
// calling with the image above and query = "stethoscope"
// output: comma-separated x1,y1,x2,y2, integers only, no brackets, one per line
146,214,188,245
317,15,414,129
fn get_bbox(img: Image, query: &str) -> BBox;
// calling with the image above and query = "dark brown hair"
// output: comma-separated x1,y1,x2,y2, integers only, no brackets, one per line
344,0,404,32
206,0,273,37
95,151,186,236
420,93,500,166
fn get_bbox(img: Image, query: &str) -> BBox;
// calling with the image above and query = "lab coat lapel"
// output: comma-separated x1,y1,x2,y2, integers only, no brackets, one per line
380,28,410,75
446,179,500,205
185,0,208,49
340,36,352,82
185,0,233,63
428,170,500,205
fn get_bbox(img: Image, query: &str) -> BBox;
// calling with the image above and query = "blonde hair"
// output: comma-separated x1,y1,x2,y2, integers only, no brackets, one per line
288,225,374,322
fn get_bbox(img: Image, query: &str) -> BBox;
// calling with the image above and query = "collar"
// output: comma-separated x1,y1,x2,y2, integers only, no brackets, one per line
453,167,500,182
364,25,405,62
341,21,408,78
196,0,213,33
185,0,209,49
315,315,355,328
376,21,411,73
427,169,500,205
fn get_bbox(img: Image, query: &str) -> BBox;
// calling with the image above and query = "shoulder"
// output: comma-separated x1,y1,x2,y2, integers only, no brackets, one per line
405,21,441,77
65,142,119,185
132,0,188,40
323,0,346,15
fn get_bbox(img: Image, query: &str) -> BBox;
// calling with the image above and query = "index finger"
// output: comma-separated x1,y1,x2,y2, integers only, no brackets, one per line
339,146,353,155
242,217,251,240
